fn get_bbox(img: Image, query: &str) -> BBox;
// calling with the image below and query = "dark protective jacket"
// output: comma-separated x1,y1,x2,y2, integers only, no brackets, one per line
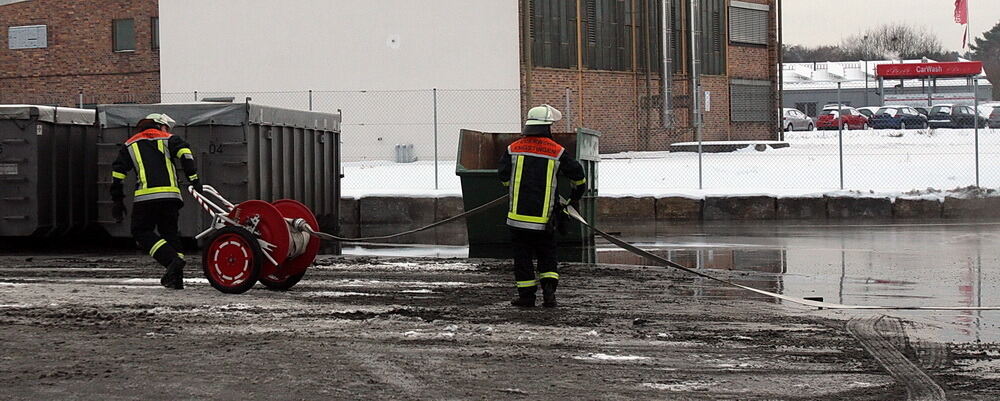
111,129,198,203
498,131,586,231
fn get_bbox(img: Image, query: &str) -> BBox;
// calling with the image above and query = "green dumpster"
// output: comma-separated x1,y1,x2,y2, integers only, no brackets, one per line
455,128,599,262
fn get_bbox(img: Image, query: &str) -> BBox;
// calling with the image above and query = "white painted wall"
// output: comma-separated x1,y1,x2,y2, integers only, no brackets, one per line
159,0,523,162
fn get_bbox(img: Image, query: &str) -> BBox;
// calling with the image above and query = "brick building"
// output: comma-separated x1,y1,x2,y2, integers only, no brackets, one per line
2,0,778,155
0,0,160,107
521,0,779,152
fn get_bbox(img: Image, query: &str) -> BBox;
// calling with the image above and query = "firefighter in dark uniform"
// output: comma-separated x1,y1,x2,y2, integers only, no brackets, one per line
111,113,202,289
498,105,587,307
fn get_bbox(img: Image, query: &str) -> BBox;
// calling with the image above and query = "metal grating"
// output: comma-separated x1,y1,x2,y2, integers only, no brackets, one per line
730,79,773,122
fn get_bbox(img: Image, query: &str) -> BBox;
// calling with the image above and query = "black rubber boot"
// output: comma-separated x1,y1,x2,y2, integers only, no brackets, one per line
161,258,186,290
510,286,537,307
541,280,558,308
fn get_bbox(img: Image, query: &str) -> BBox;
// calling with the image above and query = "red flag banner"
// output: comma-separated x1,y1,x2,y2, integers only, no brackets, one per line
954,0,969,25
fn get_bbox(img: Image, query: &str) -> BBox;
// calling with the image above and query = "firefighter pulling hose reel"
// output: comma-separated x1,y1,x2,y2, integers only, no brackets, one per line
189,184,507,294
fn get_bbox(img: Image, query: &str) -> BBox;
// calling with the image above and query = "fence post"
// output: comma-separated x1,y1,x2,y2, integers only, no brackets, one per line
309,90,313,111
565,87,573,132
433,88,439,190
975,77,980,187
837,81,843,190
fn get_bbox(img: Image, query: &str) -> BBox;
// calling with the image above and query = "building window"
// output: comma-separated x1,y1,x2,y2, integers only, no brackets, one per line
731,79,773,122
151,17,159,50
698,0,725,75
530,0,578,69
582,0,632,71
729,1,769,46
113,19,135,52
636,0,686,74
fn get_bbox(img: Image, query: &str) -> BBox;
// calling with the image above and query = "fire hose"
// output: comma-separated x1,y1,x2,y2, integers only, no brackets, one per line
190,185,1000,309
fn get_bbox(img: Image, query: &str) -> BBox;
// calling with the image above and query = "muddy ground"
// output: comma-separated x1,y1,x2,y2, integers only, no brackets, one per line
0,253,998,400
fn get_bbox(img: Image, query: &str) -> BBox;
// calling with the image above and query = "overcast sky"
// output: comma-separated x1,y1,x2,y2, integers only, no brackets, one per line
782,0,1000,52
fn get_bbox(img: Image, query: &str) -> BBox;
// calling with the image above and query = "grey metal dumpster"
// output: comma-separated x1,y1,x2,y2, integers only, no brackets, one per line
0,105,98,237
455,128,599,262
96,103,342,244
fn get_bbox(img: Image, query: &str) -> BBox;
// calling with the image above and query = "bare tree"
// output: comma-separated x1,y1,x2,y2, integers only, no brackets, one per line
782,44,847,62
840,23,946,60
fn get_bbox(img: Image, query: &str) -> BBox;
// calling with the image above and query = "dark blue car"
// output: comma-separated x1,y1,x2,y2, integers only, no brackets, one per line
867,106,928,129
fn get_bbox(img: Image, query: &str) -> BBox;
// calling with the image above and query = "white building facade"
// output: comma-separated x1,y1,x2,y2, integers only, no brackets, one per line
159,0,523,161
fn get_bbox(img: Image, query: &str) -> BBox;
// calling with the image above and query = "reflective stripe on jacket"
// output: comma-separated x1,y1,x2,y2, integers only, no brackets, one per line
498,136,586,231
111,129,197,203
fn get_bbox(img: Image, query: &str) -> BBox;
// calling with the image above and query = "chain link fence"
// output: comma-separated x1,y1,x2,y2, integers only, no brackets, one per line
3,83,998,198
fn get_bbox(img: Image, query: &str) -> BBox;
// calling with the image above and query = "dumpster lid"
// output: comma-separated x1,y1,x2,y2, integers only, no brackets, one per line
98,102,341,131
0,105,95,125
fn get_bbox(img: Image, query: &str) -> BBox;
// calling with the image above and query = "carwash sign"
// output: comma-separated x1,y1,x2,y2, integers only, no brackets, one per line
875,61,983,79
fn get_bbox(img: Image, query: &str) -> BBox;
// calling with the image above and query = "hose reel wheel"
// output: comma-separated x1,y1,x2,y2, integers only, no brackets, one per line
203,226,264,294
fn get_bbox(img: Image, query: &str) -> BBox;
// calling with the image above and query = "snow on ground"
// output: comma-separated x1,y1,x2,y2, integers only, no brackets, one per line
341,128,1000,199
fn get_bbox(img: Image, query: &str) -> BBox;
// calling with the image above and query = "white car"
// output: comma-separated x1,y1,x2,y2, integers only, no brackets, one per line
782,108,814,131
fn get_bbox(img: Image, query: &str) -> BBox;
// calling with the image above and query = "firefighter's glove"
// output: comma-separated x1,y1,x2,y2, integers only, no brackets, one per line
191,179,204,194
112,200,127,223
555,205,570,235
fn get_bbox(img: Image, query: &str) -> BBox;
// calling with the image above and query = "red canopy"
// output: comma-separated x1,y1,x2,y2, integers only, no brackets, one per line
875,61,983,79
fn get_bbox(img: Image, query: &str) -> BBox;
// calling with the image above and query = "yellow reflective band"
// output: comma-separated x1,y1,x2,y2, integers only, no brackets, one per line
539,272,560,280
540,159,555,220
501,181,509,187
158,141,177,188
175,148,192,158
134,186,182,196
130,143,147,190
112,171,126,179
188,174,198,181
572,178,587,186
516,280,539,288
149,239,167,257
507,212,549,224
177,253,185,259
511,156,524,213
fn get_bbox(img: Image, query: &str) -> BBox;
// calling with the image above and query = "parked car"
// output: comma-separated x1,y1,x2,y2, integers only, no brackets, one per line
816,107,868,130
987,105,1000,128
913,106,930,117
782,108,814,131
867,106,928,129
927,104,988,128
976,102,1000,128
857,106,881,119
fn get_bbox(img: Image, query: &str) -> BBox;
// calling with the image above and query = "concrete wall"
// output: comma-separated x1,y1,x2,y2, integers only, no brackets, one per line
159,0,522,162
342,194,1000,244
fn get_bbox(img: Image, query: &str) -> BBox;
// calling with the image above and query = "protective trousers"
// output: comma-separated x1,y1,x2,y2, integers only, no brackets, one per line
509,227,559,299
131,200,184,268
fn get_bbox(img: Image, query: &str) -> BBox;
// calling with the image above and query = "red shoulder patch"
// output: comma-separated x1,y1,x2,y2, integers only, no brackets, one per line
509,137,564,159
125,129,172,145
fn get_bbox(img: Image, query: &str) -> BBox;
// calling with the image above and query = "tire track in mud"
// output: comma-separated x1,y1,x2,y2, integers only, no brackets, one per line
343,344,460,401
847,316,946,401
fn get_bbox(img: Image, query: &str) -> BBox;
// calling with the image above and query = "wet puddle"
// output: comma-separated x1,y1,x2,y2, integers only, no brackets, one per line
344,220,1000,342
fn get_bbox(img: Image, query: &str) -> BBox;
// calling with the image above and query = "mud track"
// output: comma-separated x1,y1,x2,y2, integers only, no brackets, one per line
0,254,997,400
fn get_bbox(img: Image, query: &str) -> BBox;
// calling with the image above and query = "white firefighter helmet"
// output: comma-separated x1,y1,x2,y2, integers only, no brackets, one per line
144,113,177,129
525,104,562,126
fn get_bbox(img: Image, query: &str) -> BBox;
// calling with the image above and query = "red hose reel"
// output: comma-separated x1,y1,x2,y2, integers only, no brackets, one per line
190,186,321,294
